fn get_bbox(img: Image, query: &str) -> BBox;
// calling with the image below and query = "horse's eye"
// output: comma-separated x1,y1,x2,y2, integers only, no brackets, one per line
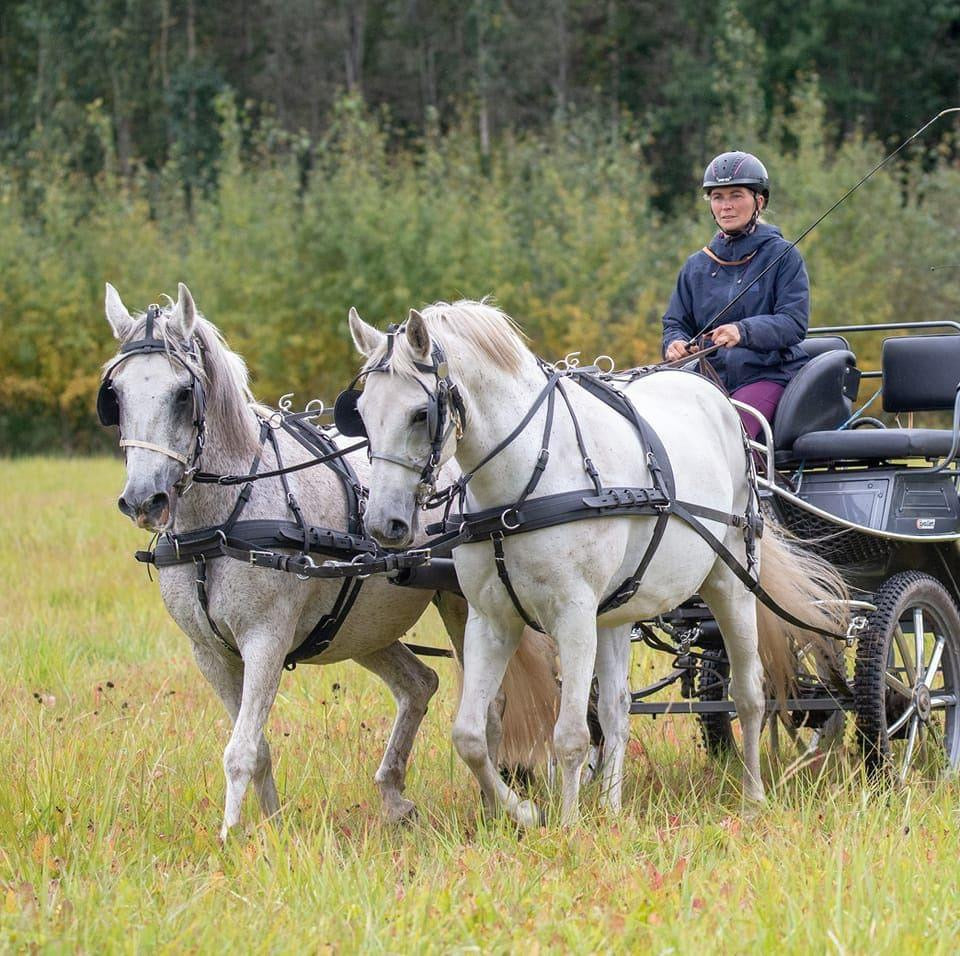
411,408,428,425
175,386,193,406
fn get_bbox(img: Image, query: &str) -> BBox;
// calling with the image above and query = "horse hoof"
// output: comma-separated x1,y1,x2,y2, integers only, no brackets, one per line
514,799,542,828
385,798,417,824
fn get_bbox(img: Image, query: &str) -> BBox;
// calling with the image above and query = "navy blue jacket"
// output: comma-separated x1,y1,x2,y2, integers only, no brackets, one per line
662,223,809,392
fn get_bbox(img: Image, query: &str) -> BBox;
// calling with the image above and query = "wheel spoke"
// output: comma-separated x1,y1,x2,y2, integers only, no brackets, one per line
894,627,917,685
924,637,946,689
899,715,921,782
930,693,958,708
913,608,926,684
884,672,913,699
888,702,917,736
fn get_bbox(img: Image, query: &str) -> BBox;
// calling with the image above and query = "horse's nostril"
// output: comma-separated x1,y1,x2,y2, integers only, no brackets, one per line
143,492,169,517
387,518,410,541
118,496,134,517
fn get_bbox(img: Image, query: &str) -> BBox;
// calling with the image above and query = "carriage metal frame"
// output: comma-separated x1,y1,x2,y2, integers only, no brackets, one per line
625,320,960,779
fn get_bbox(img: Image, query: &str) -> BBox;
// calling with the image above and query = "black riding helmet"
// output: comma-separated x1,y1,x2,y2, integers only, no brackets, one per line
702,151,770,202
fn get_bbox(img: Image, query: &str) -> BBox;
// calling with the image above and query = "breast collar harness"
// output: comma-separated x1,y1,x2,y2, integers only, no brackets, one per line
333,323,466,506
380,355,841,641
98,304,208,484
100,306,415,669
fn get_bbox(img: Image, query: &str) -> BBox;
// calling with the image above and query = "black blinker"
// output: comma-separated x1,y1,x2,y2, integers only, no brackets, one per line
97,382,120,427
334,388,367,437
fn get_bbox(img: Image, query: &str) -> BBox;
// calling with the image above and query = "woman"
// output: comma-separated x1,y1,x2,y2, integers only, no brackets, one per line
661,151,809,440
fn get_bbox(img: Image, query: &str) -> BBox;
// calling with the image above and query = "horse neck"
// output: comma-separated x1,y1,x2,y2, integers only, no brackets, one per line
453,349,580,507
173,395,263,532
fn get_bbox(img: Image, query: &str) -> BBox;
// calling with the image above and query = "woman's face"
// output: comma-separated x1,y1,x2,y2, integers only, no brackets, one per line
709,186,762,233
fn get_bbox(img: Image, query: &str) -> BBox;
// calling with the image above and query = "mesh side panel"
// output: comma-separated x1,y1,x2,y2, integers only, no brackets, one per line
774,496,893,567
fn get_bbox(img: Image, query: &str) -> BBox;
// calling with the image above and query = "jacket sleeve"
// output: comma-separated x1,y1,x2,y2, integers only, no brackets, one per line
661,267,697,357
735,247,809,351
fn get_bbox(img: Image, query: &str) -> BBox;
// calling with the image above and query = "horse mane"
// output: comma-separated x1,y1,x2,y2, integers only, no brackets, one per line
363,299,529,377
108,302,260,458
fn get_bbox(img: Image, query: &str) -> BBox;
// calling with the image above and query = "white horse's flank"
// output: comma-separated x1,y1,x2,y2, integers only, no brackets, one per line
350,300,848,825
102,284,558,839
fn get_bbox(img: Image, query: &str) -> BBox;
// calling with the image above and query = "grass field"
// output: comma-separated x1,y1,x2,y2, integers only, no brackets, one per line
2,457,959,953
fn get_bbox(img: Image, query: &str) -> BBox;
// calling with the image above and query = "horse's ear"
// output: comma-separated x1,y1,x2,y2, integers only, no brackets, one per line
105,282,133,340
406,309,430,360
170,282,197,338
348,306,385,357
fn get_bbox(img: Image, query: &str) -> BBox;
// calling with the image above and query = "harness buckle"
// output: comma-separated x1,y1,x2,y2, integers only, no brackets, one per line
248,549,273,567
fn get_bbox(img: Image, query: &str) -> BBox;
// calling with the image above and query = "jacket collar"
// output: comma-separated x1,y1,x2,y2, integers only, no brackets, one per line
707,222,782,262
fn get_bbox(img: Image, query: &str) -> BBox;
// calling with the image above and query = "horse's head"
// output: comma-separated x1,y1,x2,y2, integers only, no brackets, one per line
101,282,207,532
343,306,464,547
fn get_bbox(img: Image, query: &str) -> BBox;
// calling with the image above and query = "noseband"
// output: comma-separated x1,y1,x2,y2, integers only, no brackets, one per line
333,324,465,505
98,304,208,482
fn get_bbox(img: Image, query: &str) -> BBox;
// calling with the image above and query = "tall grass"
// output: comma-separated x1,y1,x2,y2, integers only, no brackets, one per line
2,456,960,952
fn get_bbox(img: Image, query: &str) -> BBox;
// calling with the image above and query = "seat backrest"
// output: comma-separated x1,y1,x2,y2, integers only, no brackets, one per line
882,335,960,412
801,335,851,359
773,350,861,450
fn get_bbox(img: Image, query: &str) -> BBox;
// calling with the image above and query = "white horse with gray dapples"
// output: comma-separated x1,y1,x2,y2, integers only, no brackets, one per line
349,300,848,826
101,283,557,840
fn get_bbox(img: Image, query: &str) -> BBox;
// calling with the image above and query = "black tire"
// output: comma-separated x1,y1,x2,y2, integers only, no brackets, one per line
698,649,735,755
854,572,960,779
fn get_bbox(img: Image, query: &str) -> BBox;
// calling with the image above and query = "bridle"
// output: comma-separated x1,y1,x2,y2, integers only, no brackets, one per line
98,304,208,484
333,323,466,506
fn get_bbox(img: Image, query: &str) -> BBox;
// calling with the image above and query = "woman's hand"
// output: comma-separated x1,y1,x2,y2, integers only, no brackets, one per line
665,340,690,361
711,323,741,348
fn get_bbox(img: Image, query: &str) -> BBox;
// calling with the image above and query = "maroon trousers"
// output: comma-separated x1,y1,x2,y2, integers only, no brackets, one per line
729,380,786,441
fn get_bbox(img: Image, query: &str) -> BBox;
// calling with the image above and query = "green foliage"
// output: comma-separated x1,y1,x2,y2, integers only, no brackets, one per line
0,88,958,452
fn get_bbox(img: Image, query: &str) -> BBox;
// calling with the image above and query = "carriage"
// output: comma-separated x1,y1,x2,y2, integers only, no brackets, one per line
634,321,960,781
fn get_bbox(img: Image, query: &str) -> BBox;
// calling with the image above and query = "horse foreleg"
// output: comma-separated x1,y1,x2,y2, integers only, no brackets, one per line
191,642,279,828
356,642,439,822
701,569,766,804
452,610,538,826
594,624,633,814
218,638,285,841
552,608,599,826
435,591,508,785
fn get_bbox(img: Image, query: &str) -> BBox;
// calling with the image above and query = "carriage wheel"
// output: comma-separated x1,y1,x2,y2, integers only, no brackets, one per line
698,649,735,755
854,572,960,780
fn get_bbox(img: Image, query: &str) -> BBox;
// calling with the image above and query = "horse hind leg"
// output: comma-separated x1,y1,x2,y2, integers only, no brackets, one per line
356,642,439,822
699,565,766,804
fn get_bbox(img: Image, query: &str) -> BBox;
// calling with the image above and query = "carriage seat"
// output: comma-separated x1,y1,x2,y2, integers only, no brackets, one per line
788,335,960,463
771,340,860,455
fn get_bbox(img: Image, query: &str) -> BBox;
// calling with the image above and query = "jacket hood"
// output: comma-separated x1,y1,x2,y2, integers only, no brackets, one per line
708,222,783,261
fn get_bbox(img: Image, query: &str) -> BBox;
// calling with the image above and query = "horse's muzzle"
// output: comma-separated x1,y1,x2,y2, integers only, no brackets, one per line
119,490,175,531
369,516,413,548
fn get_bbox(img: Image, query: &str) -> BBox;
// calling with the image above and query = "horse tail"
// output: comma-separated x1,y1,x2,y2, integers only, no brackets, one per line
756,518,850,703
498,629,559,770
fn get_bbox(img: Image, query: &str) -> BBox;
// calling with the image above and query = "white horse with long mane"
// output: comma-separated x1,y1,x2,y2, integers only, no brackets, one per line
101,284,557,839
348,300,848,825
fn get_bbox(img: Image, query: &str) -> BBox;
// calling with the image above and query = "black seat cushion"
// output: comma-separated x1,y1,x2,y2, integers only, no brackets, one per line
792,428,955,462
773,350,860,450
800,335,851,358
883,335,960,412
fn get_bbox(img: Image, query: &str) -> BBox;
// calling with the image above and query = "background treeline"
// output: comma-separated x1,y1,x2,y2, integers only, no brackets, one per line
0,2,958,452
